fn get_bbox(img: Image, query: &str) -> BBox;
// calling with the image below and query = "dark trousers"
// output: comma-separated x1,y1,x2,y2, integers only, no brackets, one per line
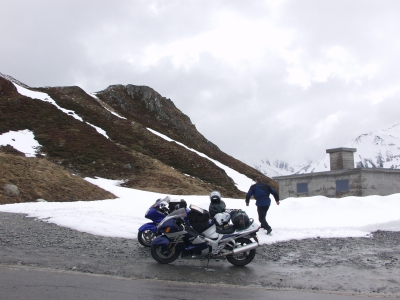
257,205,271,230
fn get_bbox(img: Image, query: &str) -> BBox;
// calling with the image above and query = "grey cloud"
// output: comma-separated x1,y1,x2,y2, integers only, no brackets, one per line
1,0,400,166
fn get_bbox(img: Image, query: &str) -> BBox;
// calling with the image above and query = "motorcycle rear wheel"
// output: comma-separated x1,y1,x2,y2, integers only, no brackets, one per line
138,230,155,247
226,237,256,266
151,244,180,264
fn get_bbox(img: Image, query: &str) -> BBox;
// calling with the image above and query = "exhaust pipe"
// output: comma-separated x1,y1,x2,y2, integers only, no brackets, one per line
220,242,258,256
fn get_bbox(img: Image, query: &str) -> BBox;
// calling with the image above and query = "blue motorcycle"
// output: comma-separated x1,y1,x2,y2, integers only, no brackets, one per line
138,197,187,247
151,204,260,266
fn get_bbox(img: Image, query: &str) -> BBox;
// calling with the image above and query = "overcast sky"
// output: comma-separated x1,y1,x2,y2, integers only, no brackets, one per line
2,0,400,165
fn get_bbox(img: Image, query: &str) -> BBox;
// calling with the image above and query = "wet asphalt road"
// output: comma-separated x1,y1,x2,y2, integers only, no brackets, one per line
2,266,400,300
1,212,400,298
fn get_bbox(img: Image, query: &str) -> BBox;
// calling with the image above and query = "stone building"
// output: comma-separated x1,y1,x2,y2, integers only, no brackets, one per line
274,147,400,199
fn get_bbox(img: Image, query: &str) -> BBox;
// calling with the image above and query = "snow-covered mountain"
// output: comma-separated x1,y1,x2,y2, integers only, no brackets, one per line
351,123,400,169
253,160,291,177
255,123,400,177
1,72,272,201
253,159,306,177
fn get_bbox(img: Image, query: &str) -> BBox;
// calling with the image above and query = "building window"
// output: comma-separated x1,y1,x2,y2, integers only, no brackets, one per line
336,179,349,192
297,182,308,194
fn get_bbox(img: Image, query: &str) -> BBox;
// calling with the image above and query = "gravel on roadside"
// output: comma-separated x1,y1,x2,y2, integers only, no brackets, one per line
1,211,399,297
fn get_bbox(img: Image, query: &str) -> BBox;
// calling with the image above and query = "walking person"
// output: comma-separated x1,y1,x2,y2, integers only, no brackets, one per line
245,177,280,235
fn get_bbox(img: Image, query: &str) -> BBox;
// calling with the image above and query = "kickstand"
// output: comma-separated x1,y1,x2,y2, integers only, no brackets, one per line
206,256,211,269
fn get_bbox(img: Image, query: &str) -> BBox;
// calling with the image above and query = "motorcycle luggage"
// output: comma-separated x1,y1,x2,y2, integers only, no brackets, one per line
230,209,250,230
169,199,187,212
188,205,209,221
188,205,211,233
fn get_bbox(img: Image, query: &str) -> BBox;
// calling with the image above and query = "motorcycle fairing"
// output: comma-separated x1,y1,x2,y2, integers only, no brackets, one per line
138,222,157,233
180,243,209,258
145,205,167,224
220,223,259,240
152,235,170,246
221,233,237,240
152,233,208,255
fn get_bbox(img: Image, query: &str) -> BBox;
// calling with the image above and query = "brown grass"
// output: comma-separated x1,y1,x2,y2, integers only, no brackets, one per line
107,144,231,196
0,153,116,204
0,76,269,204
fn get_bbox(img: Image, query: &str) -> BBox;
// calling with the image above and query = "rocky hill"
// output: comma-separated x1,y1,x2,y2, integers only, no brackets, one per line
0,73,275,203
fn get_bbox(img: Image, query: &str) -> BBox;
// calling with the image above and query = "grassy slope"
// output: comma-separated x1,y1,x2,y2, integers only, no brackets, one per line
0,76,276,203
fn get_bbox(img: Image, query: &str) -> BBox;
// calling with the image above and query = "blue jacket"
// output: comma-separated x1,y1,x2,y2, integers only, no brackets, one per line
246,182,279,207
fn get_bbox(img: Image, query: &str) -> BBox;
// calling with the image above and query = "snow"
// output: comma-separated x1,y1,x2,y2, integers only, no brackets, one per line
147,128,253,192
257,123,400,176
1,87,400,247
89,93,127,120
0,129,40,157
1,123,400,245
12,83,110,139
0,177,399,245
349,124,400,169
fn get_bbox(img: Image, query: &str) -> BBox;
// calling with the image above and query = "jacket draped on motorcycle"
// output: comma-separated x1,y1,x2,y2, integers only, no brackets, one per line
209,200,226,218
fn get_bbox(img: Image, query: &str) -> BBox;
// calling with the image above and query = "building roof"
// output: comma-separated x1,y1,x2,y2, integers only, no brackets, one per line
326,147,356,153
273,167,400,180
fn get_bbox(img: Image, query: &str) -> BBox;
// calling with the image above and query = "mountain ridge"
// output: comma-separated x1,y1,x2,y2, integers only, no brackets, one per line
0,72,274,203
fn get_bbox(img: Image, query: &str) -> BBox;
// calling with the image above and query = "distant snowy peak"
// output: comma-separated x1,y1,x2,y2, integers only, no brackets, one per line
297,123,400,173
352,123,400,146
349,123,400,169
256,123,400,176
295,157,330,174
254,159,308,177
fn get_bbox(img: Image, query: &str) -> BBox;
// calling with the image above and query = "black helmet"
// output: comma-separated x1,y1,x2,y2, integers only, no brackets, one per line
210,191,221,204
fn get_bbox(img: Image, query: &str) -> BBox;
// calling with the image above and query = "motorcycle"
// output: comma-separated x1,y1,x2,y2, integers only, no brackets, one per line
151,204,260,267
137,196,187,247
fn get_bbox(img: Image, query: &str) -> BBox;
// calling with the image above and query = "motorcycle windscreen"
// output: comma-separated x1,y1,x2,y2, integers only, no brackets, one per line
157,207,187,228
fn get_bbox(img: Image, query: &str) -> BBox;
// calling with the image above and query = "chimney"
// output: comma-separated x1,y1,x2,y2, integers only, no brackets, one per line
326,147,356,170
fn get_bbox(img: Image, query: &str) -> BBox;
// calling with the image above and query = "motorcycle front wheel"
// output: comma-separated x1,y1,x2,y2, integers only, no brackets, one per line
138,230,156,247
151,244,181,264
226,237,256,266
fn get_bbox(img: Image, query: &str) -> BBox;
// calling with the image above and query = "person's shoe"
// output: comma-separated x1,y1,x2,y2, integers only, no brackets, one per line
266,228,272,235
